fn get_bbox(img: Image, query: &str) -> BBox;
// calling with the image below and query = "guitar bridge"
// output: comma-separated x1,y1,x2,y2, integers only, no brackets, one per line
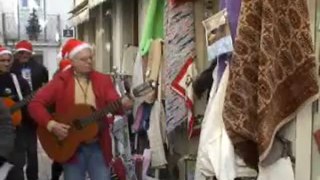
73,119,84,130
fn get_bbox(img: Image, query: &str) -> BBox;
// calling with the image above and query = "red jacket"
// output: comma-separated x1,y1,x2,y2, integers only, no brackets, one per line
28,68,120,165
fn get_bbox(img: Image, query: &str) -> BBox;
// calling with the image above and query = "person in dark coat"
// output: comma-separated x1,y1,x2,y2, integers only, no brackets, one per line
9,40,48,180
0,98,15,167
0,45,32,180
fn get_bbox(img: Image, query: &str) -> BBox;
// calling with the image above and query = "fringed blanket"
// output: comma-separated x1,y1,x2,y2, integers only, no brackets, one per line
223,0,319,168
164,2,196,133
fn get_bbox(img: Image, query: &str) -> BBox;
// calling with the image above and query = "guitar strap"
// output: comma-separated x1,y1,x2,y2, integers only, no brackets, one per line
11,73,23,101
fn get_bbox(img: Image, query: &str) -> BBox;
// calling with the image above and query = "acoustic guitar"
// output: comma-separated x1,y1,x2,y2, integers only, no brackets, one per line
37,96,130,163
2,92,36,126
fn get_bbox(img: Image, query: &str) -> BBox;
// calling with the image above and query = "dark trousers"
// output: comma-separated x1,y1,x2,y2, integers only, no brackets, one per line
51,161,63,180
6,124,38,180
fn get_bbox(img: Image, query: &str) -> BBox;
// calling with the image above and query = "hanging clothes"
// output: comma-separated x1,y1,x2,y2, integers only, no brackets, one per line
195,63,236,180
257,157,294,180
171,58,198,138
147,65,167,168
121,45,138,75
164,1,196,134
139,0,165,56
223,0,319,169
131,52,145,119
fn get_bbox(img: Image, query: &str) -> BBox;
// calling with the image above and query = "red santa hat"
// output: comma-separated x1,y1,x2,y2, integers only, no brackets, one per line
61,39,92,59
59,59,72,71
0,46,12,56
15,40,33,54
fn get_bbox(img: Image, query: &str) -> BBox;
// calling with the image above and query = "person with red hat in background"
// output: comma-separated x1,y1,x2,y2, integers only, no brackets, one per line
0,46,32,180
10,40,48,180
28,39,132,180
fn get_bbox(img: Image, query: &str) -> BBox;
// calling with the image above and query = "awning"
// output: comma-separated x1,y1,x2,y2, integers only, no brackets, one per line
69,6,89,26
69,0,89,26
69,0,88,14
88,0,107,9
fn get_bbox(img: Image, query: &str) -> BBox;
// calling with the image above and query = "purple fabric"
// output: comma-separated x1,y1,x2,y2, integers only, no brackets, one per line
219,0,242,41
216,53,231,87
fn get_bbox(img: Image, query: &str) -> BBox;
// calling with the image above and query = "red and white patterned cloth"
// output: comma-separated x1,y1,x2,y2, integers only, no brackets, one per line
171,58,199,138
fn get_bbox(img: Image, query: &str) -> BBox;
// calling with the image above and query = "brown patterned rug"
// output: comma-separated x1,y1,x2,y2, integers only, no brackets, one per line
223,0,319,169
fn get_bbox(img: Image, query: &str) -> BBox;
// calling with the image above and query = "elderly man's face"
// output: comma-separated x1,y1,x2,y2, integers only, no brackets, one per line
15,51,32,63
0,54,13,73
72,48,94,74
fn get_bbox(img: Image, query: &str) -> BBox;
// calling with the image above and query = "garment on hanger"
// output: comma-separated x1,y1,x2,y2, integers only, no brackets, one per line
121,45,138,75
148,61,167,168
195,64,236,180
139,0,165,56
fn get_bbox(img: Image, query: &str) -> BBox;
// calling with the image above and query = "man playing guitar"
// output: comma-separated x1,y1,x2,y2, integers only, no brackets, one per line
28,39,132,180
0,98,15,168
0,45,33,180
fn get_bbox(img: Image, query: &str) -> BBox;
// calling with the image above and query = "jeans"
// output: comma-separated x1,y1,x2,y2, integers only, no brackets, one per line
63,142,110,180
6,124,38,180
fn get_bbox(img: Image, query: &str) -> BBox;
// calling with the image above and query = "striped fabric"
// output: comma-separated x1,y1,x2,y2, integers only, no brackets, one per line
163,1,196,133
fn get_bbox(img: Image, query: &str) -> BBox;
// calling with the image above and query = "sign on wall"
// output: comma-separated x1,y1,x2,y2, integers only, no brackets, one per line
63,29,74,37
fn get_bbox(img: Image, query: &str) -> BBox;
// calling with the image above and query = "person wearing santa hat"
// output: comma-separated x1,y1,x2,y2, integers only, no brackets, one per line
10,40,48,180
0,46,32,180
28,39,132,180
0,46,15,175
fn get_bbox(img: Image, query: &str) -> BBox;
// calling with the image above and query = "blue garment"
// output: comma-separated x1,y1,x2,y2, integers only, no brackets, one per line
63,142,111,180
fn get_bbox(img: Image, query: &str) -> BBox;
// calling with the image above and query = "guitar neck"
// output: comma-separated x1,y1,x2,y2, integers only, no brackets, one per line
94,99,122,119
78,98,123,128
10,92,35,112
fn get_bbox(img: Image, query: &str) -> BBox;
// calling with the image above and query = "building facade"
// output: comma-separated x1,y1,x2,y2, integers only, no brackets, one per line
0,0,73,78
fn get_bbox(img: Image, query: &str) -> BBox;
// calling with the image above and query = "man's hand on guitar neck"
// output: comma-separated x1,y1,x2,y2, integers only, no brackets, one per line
47,120,70,140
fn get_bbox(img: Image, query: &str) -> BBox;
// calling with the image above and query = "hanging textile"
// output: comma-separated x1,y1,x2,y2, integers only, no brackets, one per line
257,157,294,180
148,63,167,168
164,1,196,134
171,58,198,138
223,0,319,169
139,0,165,56
202,9,233,62
219,0,241,41
195,63,236,180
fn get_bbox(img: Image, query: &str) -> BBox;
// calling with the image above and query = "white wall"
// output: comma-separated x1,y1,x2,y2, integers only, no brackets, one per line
45,0,73,29
44,0,73,79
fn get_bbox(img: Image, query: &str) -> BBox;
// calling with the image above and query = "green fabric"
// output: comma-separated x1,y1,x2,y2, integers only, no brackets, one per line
139,0,165,56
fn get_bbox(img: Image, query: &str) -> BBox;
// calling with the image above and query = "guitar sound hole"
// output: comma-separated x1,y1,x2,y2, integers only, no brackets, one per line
73,119,84,130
